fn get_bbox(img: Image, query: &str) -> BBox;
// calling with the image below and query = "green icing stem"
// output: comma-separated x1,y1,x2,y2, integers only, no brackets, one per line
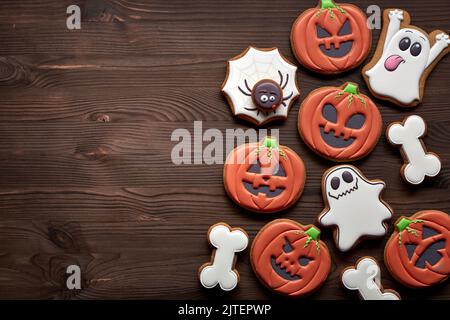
304,226,321,253
256,137,286,160
336,83,366,107
317,0,346,19
321,0,337,9
262,137,277,149
396,218,424,245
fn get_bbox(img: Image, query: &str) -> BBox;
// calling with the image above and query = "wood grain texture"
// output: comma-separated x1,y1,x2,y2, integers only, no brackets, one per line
0,0,449,299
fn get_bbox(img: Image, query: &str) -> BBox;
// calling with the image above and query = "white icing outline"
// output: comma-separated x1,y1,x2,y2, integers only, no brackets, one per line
199,223,248,291
342,257,400,300
222,47,300,125
319,165,392,252
387,115,441,185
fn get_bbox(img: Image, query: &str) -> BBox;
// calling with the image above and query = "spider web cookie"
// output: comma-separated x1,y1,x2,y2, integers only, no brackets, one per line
222,47,300,126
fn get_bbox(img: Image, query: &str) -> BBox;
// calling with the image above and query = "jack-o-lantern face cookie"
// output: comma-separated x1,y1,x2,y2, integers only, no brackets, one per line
251,219,331,297
223,137,305,214
291,0,371,74
222,47,300,126
385,210,450,288
298,82,382,162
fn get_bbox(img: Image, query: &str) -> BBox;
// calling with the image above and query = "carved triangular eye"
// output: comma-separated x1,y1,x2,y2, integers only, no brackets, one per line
415,240,445,269
283,238,294,253
274,164,286,177
345,113,365,129
338,20,352,36
317,25,332,38
405,243,417,260
299,257,312,266
248,164,261,173
422,226,439,239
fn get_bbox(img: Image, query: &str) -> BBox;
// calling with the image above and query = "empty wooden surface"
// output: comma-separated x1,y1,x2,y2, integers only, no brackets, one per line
0,0,449,299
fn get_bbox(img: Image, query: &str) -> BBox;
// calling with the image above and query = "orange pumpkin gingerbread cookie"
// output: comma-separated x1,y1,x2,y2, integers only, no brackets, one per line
291,0,371,74
298,82,382,162
385,210,450,288
223,137,305,214
251,219,331,297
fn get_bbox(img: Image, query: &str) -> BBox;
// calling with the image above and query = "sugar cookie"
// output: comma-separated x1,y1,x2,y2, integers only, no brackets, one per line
223,137,306,214
387,115,441,185
342,257,400,300
318,165,393,251
385,210,450,288
199,223,248,291
298,82,382,162
222,47,300,126
251,219,331,297
291,0,371,74
363,9,450,107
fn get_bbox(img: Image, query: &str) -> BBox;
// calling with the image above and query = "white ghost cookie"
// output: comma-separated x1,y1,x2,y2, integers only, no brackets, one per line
222,47,300,126
363,9,450,107
342,257,400,300
199,223,248,291
318,165,393,252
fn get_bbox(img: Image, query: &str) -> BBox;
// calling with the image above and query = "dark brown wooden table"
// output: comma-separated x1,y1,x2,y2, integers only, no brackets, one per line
0,0,449,300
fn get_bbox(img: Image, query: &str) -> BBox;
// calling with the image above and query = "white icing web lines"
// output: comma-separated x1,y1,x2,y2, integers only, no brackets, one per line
223,48,299,123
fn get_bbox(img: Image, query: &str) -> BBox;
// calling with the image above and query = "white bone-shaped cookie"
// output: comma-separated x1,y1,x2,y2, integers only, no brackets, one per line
342,257,400,300
199,223,248,291
387,115,441,185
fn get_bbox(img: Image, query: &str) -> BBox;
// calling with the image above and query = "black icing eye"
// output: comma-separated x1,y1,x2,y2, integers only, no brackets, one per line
342,171,353,183
399,37,411,51
331,177,340,190
283,238,294,253
410,42,422,57
317,25,332,38
322,104,337,123
346,113,365,129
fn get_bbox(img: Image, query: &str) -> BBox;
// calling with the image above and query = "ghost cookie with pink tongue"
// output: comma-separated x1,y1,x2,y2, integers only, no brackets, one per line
363,9,450,107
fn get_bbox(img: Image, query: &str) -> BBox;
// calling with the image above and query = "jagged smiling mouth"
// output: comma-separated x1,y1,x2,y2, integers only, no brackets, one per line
320,126,355,148
243,182,284,198
270,257,300,281
319,41,353,58
328,177,359,200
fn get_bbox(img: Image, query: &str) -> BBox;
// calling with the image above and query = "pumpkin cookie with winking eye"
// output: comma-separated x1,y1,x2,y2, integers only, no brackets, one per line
298,82,382,162
223,137,305,214
251,219,331,297
291,0,371,74
384,210,450,288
